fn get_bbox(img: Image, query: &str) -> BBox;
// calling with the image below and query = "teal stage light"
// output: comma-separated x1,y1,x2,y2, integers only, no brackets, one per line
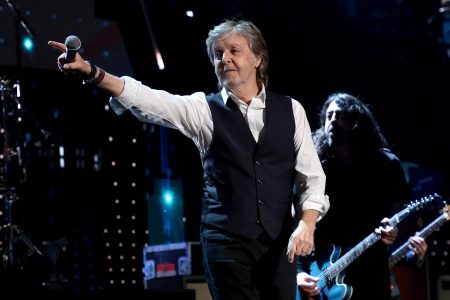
22,36,34,52
163,190,174,206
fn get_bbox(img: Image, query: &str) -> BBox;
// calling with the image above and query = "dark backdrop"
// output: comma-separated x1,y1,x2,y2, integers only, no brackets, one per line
0,0,448,297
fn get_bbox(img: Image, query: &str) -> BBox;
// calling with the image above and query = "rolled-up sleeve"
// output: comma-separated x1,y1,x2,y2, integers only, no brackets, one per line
292,100,330,220
109,76,141,115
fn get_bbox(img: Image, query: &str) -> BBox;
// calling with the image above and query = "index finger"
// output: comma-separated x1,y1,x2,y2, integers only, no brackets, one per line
380,217,390,225
48,41,66,52
288,247,296,263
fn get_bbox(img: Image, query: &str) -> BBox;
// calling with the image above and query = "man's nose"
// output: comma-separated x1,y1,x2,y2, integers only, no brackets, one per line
330,113,337,123
221,52,230,63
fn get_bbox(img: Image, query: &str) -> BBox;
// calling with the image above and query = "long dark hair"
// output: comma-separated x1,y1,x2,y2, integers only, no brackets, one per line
313,92,388,160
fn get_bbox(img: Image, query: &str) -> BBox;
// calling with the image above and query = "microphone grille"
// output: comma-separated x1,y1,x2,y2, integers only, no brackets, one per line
65,35,81,50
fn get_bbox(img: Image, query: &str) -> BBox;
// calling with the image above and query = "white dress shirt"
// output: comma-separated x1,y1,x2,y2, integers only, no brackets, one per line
110,76,329,218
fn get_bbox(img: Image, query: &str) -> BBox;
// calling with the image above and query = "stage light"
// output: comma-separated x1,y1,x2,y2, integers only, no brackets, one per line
163,190,174,206
186,10,194,18
22,36,33,52
147,179,185,245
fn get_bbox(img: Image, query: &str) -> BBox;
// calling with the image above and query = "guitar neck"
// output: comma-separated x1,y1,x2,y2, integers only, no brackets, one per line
322,232,380,280
321,207,409,281
313,194,442,296
389,210,450,267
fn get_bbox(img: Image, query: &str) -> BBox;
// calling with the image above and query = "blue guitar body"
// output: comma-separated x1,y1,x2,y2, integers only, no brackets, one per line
296,194,442,300
308,244,353,300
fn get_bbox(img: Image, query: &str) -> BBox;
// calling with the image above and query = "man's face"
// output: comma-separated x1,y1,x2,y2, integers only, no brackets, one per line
324,100,352,147
212,31,260,92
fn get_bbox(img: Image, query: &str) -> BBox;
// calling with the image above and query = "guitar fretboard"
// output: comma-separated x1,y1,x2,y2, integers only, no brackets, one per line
322,232,380,281
319,202,415,283
389,210,449,267
309,194,442,297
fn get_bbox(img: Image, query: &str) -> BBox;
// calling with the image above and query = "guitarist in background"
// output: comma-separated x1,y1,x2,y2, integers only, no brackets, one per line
390,217,429,300
393,228,428,268
297,92,410,299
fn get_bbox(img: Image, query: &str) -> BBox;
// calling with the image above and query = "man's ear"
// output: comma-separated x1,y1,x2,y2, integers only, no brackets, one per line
254,56,261,68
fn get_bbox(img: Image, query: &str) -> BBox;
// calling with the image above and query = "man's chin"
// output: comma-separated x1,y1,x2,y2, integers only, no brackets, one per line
222,80,238,91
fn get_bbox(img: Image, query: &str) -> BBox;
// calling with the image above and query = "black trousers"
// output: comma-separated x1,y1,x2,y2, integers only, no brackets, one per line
200,226,296,300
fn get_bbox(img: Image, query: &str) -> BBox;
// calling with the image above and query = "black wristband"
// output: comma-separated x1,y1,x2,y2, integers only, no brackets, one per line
92,68,105,85
85,61,97,80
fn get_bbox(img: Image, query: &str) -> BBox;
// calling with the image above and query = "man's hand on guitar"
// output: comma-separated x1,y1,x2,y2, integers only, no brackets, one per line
409,235,428,261
375,217,398,245
297,272,320,299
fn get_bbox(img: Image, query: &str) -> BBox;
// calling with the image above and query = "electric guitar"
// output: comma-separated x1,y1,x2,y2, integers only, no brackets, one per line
388,204,449,268
302,193,442,300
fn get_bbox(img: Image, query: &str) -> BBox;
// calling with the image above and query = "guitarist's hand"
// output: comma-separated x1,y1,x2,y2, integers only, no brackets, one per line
375,217,398,245
409,235,428,261
287,210,318,263
297,272,320,299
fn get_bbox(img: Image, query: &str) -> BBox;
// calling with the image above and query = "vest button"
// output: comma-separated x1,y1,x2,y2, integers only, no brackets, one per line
257,179,263,184
255,160,261,166
254,219,261,224
258,200,264,205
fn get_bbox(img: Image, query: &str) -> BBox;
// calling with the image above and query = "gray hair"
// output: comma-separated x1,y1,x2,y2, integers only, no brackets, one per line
205,19,269,89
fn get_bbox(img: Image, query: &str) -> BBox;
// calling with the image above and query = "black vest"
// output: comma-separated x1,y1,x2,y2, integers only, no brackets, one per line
202,91,296,240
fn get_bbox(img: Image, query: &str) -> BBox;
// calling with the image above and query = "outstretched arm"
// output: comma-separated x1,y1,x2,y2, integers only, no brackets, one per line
48,40,125,97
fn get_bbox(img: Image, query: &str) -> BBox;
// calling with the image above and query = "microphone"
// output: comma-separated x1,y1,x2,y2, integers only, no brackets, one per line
64,35,81,63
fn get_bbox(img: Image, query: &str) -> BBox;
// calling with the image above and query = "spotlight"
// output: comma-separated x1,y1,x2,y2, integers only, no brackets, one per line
22,36,34,52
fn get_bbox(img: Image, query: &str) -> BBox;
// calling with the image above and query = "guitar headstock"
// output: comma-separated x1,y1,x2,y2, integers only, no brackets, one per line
405,193,446,212
394,193,445,224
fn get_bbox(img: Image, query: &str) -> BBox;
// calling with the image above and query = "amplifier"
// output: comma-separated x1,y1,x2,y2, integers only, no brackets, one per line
142,241,204,290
